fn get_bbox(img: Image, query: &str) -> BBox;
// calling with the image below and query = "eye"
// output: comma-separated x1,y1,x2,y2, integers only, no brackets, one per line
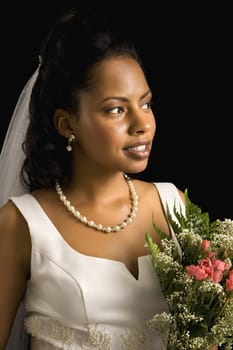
108,106,124,114
141,102,152,110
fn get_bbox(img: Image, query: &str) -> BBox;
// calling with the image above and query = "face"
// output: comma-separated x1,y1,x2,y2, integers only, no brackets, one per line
72,56,156,174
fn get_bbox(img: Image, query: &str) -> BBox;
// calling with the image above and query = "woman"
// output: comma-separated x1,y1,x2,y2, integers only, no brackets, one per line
0,9,187,349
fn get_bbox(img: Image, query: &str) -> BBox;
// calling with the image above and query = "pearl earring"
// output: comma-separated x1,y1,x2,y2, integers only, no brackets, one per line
66,134,76,152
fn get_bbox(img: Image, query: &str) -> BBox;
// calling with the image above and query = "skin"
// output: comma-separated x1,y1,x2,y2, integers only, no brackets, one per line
0,56,187,348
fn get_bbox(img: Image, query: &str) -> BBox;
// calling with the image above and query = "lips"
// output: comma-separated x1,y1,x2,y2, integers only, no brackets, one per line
123,141,151,160
127,144,146,151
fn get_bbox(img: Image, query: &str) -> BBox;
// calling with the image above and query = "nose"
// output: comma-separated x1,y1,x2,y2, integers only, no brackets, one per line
128,109,154,135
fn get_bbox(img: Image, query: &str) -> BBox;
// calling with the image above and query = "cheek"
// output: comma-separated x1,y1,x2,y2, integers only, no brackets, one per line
91,121,127,144
99,127,125,146
153,121,157,136
152,116,157,136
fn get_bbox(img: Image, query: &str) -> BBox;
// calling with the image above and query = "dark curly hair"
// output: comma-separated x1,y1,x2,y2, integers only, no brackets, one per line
21,9,142,191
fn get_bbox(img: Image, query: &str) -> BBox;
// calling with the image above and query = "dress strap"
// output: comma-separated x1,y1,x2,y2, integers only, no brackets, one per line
154,182,185,219
154,182,186,258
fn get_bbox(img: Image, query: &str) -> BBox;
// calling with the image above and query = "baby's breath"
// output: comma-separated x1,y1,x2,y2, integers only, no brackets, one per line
145,190,233,349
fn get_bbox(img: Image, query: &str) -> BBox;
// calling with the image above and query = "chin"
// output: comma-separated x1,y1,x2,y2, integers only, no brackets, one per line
120,157,149,175
124,164,148,175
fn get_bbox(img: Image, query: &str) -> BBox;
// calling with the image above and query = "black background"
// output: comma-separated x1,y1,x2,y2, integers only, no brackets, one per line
1,3,232,220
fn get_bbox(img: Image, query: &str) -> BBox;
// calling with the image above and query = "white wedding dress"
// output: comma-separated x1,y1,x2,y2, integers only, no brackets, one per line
6,182,185,350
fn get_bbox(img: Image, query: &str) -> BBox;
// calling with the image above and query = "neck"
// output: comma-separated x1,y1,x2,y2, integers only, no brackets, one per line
55,173,139,233
63,172,130,202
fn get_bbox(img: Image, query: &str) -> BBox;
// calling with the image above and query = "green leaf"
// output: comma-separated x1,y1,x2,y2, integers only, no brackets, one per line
164,188,217,241
152,214,169,240
189,321,209,337
145,232,160,259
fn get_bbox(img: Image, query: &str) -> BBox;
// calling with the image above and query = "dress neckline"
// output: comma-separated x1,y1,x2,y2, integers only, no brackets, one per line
24,193,149,281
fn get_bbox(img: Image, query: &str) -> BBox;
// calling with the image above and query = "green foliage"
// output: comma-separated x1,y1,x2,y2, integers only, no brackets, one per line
166,189,218,240
145,188,233,349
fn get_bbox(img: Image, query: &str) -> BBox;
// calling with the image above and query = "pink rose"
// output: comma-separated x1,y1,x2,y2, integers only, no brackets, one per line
199,258,213,278
211,257,230,283
212,257,230,272
186,265,208,280
226,270,233,292
186,255,230,283
201,239,211,252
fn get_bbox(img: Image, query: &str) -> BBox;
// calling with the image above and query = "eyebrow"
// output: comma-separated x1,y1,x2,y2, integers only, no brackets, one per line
100,90,152,104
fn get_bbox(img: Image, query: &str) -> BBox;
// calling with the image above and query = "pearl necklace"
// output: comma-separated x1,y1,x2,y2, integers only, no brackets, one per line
55,174,139,233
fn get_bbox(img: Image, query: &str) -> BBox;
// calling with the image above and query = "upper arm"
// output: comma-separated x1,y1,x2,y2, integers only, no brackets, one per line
0,201,31,348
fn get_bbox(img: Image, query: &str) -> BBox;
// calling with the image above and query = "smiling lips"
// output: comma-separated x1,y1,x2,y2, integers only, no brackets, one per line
123,141,151,160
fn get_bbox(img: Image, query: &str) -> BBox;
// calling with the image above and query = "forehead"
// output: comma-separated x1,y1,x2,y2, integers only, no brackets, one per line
88,56,149,94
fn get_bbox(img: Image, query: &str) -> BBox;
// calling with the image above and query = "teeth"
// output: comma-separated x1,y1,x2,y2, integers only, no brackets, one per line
129,145,146,151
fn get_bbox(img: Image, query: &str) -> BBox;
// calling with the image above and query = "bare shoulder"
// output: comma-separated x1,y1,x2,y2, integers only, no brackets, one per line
177,188,185,202
0,200,31,274
133,179,185,236
0,201,31,345
0,200,27,232
134,179,185,203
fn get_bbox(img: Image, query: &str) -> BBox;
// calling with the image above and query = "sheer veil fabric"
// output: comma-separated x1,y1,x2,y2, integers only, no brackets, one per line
0,68,39,349
0,67,39,207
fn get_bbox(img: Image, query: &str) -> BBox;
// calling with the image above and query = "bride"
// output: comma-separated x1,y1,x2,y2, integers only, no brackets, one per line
0,9,188,350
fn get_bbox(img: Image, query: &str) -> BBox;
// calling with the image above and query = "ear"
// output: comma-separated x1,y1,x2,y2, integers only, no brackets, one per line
53,109,75,138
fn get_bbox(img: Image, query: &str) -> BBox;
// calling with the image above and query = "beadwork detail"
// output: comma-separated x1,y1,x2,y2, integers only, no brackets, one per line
25,315,163,349
55,174,139,233
51,320,75,347
25,315,41,338
82,324,112,349
25,315,75,349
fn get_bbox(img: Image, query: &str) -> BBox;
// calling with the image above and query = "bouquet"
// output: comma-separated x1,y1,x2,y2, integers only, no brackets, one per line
145,190,233,350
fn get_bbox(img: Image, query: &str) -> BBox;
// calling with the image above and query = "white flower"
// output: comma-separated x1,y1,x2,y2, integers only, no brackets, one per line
145,190,233,349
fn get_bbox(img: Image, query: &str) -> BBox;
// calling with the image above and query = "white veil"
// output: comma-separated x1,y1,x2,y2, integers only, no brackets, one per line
0,67,39,207
0,67,39,349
